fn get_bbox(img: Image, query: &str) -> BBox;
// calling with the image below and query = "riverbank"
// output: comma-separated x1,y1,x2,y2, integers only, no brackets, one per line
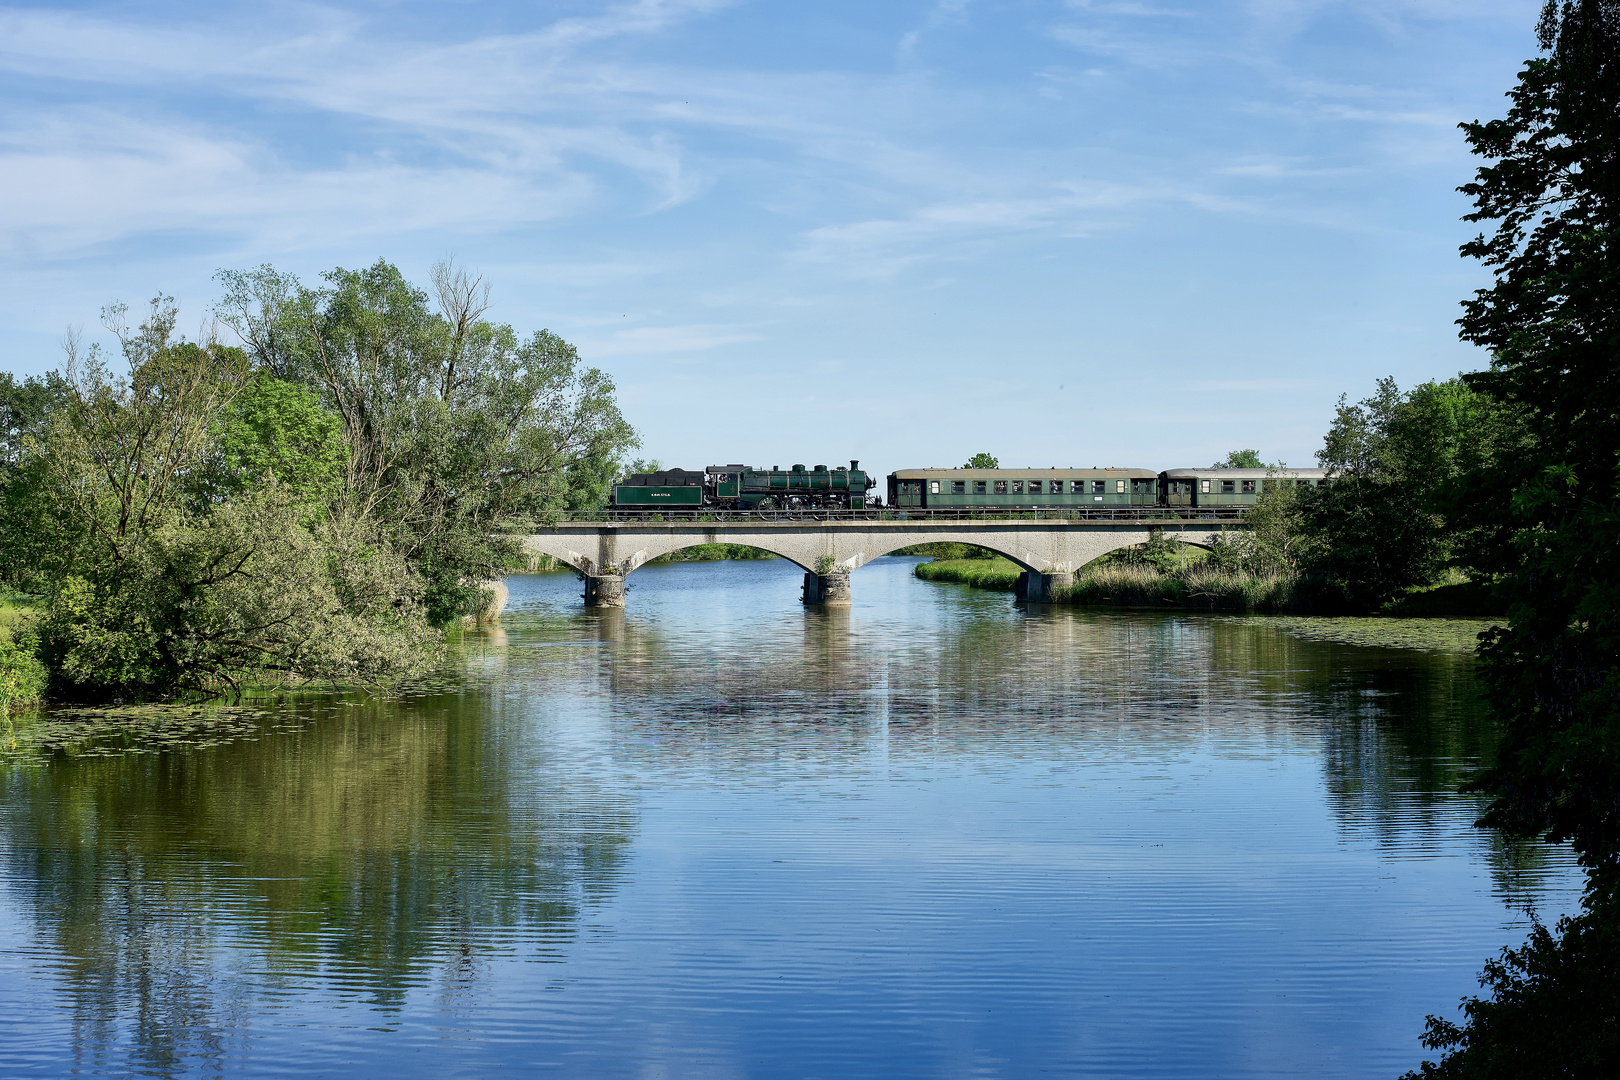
913,557,1502,618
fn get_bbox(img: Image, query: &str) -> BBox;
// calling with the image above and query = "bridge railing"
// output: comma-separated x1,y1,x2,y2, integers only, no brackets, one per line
505,506,1249,527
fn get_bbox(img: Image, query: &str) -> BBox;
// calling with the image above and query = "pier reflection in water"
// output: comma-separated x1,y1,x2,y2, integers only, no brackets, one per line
0,555,1580,1079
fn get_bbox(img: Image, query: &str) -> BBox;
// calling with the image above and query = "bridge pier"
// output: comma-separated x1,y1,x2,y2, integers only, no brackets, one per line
583,574,626,607
801,570,852,607
1017,571,1074,604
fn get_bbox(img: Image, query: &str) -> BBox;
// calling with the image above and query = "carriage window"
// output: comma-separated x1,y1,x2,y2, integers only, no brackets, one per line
994,480,1007,494
1115,479,1126,494
952,480,965,494
1298,478,1312,487
1012,480,1024,493
1070,481,1083,493
1221,480,1236,494
1241,480,1256,494
1092,480,1105,493
930,481,940,494
1029,480,1043,494
974,480,987,493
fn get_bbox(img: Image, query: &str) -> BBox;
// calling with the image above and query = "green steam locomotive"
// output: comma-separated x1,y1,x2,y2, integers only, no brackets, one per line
612,461,876,511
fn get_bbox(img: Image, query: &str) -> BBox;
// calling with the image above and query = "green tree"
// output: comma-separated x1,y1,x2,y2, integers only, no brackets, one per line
18,298,439,701
1244,474,1322,577
215,259,638,623
0,370,70,591
962,452,999,469
1212,449,1264,468
1403,3,1620,1075
1301,376,1517,610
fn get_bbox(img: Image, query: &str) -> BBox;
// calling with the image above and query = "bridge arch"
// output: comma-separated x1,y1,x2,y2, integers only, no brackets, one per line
520,533,826,577
854,537,1040,574
516,519,1238,604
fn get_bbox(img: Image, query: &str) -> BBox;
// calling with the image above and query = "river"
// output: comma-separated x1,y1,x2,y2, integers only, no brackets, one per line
0,555,1582,1078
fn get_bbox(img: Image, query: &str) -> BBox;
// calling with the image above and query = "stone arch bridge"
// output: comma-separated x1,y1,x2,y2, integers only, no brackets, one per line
518,519,1238,606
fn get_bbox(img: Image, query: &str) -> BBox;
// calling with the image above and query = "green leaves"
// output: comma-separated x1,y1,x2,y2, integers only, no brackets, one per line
1301,376,1521,610
215,259,638,622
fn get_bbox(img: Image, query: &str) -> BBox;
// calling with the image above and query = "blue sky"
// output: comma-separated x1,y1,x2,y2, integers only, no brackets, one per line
0,0,1540,475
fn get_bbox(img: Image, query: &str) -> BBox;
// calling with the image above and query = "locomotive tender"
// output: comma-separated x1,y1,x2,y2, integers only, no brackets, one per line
610,461,1327,513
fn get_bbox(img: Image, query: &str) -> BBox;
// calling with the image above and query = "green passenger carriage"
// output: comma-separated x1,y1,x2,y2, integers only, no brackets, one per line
1160,468,1328,510
887,468,1160,510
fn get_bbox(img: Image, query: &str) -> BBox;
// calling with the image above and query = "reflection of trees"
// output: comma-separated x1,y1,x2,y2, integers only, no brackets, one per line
1206,618,1570,897
0,691,634,1075
539,597,1566,895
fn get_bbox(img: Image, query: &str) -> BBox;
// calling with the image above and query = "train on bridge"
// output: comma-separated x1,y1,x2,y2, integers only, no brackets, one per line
611,462,1328,513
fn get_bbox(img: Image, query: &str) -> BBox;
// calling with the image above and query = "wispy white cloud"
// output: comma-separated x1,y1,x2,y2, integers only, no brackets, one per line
0,107,597,257
579,322,765,356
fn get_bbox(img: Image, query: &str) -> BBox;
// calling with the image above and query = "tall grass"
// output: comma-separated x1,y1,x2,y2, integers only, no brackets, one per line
0,639,47,712
915,558,1300,612
1057,564,1298,613
914,558,1021,591
0,590,38,643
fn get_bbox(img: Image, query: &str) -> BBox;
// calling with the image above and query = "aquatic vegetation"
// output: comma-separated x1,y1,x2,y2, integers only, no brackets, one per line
1231,616,1498,654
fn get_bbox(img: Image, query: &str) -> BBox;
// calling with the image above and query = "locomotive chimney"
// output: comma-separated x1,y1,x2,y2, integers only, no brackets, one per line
850,459,859,471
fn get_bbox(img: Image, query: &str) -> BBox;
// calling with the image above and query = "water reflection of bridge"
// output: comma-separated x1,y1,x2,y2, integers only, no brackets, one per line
520,518,1241,606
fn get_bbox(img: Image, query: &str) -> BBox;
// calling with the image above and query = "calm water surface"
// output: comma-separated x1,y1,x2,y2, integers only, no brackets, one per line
0,556,1582,1078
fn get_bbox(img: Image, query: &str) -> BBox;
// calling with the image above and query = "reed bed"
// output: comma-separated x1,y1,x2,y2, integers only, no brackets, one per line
913,558,1022,591
1056,564,1298,613
915,558,1299,612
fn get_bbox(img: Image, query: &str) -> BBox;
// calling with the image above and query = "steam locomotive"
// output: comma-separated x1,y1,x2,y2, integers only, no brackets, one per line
612,461,876,511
